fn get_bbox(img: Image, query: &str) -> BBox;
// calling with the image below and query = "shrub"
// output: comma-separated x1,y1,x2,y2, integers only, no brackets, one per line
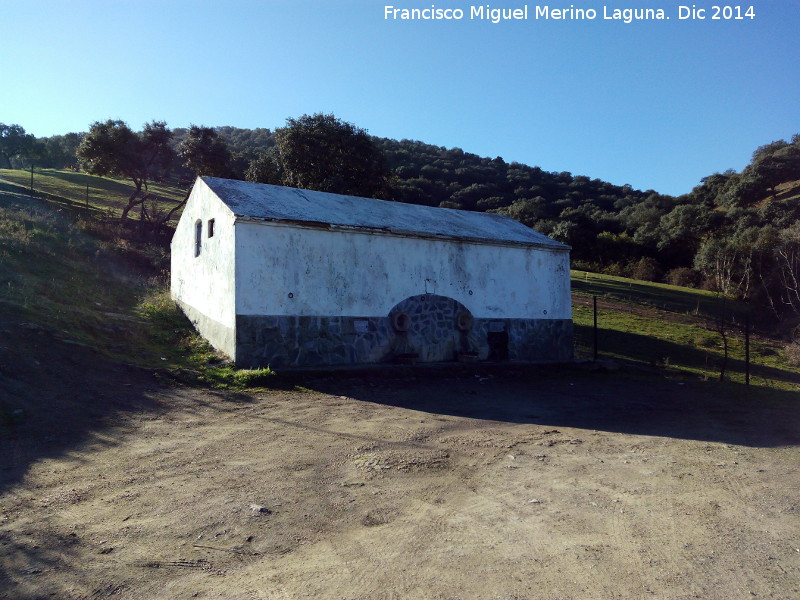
572,260,602,273
603,262,629,278
666,267,703,288
137,285,188,333
630,257,663,282
701,278,719,292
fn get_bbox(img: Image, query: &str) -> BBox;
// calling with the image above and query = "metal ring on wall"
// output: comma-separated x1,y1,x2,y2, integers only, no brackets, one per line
456,311,474,332
392,312,411,332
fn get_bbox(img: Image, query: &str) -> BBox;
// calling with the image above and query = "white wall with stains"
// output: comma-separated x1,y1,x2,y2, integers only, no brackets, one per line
234,220,571,320
170,180,238,354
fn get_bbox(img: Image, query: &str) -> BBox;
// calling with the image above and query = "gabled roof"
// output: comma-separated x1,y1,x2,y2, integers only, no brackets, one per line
200,177,568,250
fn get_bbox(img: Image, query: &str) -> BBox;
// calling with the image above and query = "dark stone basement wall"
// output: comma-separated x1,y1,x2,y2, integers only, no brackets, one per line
235,294,572,368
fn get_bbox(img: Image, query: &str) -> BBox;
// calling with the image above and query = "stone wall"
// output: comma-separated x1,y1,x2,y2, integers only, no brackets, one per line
235,293,572,368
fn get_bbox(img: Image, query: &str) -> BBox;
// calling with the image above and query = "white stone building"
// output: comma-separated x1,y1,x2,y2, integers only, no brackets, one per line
171,177,572,368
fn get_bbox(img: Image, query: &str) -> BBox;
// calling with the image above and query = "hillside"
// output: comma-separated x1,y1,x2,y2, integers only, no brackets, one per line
1,186,799,600
5,119,800,337
1,178,798,392
25,123,800,294
0,168,185,220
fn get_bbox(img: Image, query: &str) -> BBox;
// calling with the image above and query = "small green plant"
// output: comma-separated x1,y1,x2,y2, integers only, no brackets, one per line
184,335,220,364
197,364,276,389
137,286,182,325
694,333,717,348
233,367,277,386
133,282,282,389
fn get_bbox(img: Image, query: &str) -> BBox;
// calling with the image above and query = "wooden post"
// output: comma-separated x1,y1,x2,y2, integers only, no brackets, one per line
593,295,598,361
745,313,750,387
29,165,33,197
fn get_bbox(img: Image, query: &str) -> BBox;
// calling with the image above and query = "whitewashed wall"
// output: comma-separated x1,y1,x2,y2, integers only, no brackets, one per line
171,181,237,354
234,221,571,320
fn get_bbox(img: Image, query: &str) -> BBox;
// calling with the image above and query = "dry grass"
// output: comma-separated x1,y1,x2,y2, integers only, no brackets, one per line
786,342,800,367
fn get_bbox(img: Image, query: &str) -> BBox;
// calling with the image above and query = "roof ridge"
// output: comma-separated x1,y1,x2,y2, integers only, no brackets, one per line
200,177,569,251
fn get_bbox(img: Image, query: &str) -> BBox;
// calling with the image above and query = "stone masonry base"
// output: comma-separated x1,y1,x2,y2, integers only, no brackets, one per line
235,295,572,369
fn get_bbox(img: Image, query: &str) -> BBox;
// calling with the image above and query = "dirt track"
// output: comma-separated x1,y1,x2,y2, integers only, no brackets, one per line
1,338,799,600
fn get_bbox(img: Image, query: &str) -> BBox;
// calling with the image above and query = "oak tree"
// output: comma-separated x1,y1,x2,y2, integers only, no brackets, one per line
270,113,391,198
77,119,174,220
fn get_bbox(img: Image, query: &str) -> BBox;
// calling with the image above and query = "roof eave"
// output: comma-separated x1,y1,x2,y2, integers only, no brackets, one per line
233,214,570,252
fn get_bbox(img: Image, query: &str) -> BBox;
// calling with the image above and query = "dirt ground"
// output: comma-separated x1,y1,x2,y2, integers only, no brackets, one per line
1,325,799,599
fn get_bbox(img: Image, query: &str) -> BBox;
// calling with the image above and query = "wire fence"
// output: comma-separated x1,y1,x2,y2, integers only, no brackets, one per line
573,295,799,388
0,172,176,247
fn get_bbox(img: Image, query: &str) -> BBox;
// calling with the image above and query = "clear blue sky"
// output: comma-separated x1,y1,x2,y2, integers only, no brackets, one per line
2,0,798,195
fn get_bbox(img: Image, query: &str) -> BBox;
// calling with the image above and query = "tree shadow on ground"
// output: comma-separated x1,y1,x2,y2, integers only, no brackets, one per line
572,276,714,315
41,169,130,192
0,310,255,497
0,337,796,597
571,276,750,321
0,319,161,597
0,178,104,220
0,309,260,598
583,326,800,386
0,331,159,492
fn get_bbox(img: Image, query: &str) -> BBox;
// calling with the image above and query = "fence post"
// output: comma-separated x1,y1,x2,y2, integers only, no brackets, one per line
745,312,750,386
29,165,34,197
593,295,598,361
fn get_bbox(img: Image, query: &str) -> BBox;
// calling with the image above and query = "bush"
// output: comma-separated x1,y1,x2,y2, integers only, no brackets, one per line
701,278,719,292
630,257,663,282
572,260,601,273
666,267,703,288
603,262,629,278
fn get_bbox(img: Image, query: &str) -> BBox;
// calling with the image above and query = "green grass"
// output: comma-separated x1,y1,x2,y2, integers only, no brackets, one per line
571,269,749,322
1,176,797,394
571,271,799,390
0,168,186,221
0,190,276,390
0,191,134,332
0,169,274,390
135,286,277,389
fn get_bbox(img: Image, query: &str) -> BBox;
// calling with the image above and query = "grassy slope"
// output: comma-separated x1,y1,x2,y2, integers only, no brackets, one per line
0,168,186,221
0,188,183,366
572,270,746,319
0,179,270,395
572,271,798,389
772,178,800,204
0,169,192,364
0,168,798,393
